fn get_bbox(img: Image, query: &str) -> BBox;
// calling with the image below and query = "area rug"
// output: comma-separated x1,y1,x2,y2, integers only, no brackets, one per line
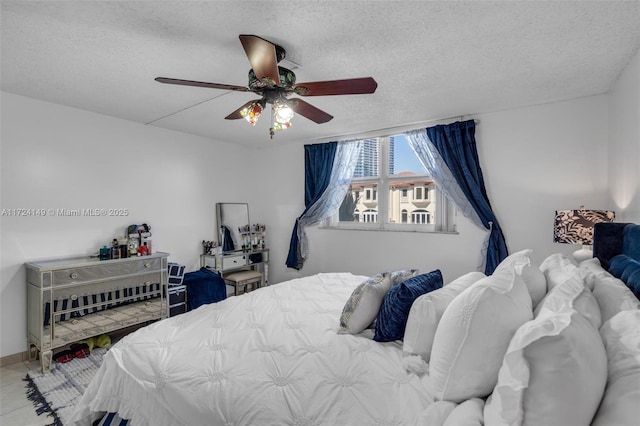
25,347,108,426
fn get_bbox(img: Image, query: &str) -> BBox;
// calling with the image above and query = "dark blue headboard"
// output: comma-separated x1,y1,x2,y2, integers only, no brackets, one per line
593,222,630,269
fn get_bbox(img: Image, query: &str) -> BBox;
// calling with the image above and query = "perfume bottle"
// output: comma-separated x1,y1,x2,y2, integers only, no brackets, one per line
99,245,110,261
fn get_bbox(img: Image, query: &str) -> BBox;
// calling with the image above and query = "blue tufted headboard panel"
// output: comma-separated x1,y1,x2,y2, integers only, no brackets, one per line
622,224,640,261
594,222,640,298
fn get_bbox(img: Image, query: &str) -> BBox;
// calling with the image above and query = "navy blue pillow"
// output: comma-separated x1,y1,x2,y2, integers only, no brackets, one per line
373,269,443,342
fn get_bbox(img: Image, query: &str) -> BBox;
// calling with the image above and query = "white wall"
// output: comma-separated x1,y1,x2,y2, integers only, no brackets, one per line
0,92,252,357
1,50,634,358
608,47,640,223
252,94,610,283
476,95,609,266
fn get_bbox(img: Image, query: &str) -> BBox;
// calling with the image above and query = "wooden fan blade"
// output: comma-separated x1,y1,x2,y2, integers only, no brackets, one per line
294,77,377,96
225,99,263,120
289,98,333,124
239,35,280,86
155,77,249,92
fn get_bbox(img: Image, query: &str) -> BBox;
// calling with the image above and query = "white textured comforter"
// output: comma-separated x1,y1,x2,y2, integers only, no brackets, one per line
71,273,436,426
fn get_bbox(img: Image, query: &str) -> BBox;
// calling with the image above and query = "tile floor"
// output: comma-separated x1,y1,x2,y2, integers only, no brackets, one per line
0,359,50,426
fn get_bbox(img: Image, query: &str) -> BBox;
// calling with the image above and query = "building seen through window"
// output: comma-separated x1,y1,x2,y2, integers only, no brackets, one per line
336,134,443,230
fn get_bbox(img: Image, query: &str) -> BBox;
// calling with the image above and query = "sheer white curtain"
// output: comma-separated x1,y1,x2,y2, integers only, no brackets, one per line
406,129,483,227
297,140,362,260
406,128,489,270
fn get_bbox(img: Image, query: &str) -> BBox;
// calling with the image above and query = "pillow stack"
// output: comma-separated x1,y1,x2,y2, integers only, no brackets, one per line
484,253,608,426
338,269,419,335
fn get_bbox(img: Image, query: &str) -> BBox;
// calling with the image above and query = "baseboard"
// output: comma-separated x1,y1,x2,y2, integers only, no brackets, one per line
0,350,28,367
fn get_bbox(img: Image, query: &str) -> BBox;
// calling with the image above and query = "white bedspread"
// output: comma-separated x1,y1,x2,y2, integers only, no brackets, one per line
71,272,436,426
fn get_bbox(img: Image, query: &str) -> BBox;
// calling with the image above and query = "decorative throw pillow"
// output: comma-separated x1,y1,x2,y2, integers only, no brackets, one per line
591,310,640,426
494,249,547,309
428,261,533,402
373,270,443,342
390,268,419,285
484,307,608,426
403,271,485,362
365,269,420,331
338,273,393,334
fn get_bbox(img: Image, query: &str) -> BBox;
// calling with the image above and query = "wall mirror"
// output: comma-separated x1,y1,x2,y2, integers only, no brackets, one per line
216,203,250,254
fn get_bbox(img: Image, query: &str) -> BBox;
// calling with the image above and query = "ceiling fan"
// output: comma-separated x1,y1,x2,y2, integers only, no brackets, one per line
155,35,378,138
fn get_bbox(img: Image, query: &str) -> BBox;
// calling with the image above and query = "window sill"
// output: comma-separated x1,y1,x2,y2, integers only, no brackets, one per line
319,224,459,235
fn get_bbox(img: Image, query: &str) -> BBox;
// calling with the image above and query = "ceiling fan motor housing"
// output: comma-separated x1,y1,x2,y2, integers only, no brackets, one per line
248,67,296,91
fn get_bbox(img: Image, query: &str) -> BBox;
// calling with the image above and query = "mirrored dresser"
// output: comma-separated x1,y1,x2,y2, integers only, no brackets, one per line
25,252,169,372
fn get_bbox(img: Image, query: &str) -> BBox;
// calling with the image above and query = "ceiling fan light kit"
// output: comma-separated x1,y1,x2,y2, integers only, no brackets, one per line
239,101,263,126
155,34,377,139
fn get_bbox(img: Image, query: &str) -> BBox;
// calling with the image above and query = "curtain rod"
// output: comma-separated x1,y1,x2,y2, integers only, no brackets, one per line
314,115,480,144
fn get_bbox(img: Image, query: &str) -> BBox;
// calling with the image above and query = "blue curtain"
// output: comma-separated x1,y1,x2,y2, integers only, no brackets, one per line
286,142,337,269
426,120,508,274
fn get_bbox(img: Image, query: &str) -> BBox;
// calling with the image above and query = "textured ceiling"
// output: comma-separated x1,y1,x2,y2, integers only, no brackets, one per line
2,1,640,148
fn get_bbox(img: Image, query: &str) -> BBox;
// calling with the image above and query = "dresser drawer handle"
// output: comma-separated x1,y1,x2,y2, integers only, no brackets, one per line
70,272,78,279
70,294,78,301
144,263,151,269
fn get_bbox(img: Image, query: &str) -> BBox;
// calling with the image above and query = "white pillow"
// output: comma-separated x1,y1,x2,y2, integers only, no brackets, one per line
591,272,640,324
534,274,602,330
494,249,547,309
338,273,392,334
428,263,533,402
484,307,607,426
539,253,579,291
443,398,484,426
592,310,640,426
578,257,607,291
403,271,485,362
416,400,457,425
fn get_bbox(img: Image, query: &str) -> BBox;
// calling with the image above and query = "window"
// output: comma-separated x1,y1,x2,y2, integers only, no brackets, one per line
362,209,378,223
414,187,423,200
365,188,377,201
328,134,456,232
412,210,430,224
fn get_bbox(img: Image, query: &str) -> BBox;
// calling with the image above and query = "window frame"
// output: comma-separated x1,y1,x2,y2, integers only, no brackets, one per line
325,135,457,233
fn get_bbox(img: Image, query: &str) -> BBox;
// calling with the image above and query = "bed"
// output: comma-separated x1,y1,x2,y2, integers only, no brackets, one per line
71,223,640,426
